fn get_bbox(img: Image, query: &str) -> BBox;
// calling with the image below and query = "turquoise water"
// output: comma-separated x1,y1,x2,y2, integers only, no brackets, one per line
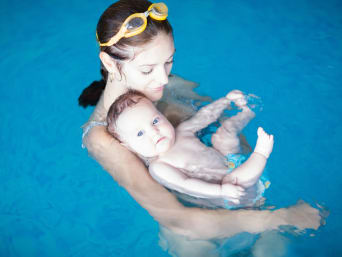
1,0,341,256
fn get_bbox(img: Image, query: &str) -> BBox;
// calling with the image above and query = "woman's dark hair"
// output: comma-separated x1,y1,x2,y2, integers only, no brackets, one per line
78,0,173,108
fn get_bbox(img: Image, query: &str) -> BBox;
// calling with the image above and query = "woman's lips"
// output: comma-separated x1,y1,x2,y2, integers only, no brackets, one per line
151,86,164,92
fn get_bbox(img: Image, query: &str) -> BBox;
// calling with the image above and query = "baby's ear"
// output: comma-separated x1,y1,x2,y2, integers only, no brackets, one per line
119,141,128,147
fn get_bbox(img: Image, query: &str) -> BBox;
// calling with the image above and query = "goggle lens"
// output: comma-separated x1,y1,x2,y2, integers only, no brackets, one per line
149,3,168,20
152,4,166,16
127,17,144,31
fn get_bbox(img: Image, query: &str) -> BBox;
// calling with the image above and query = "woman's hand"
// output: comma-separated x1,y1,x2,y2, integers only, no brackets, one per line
273,201,321,231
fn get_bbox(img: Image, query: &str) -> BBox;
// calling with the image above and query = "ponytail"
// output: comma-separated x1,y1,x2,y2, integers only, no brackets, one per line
78,65,108,108
78,80,105,108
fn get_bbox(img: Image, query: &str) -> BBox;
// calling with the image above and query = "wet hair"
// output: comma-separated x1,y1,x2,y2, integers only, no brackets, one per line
107,89,147,140
78,0,173,108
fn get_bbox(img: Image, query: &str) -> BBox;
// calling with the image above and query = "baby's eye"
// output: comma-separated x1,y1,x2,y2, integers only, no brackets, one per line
137,131,144,137
152,117,160,125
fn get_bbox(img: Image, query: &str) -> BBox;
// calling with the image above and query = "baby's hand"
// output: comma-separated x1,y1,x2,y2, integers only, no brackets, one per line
221,183,245,204
226,90,247,107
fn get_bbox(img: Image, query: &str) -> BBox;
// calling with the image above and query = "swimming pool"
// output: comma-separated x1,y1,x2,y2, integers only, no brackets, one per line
1,0,341,256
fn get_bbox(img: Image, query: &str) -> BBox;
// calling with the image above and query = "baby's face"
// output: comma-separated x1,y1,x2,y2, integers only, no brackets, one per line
116,98,175,158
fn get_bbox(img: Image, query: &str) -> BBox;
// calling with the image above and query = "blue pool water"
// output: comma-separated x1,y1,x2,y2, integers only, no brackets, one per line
1,0,341,256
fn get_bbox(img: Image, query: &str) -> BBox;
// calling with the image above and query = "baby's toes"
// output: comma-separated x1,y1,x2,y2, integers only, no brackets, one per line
257,127,266,137
226,90,243,99
269,134,274,144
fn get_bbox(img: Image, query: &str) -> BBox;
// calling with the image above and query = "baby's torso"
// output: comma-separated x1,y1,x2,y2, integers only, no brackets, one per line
158,130,228,183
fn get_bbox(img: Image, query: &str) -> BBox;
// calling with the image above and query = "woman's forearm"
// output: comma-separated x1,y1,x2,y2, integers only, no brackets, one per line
171,202,321,240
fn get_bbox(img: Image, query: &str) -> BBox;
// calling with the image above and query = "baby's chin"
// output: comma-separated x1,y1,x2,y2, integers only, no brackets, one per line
155,139,173,154
139,144,171,159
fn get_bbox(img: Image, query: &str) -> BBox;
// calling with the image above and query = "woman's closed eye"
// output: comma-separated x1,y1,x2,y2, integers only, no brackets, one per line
141,60,173,75
165,59,173,65
141,68,153,75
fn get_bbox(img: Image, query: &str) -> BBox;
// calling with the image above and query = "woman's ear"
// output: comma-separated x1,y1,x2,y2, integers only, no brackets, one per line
99,51,118,74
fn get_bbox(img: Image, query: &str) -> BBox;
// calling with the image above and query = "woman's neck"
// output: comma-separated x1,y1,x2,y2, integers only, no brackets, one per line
103,78,128,111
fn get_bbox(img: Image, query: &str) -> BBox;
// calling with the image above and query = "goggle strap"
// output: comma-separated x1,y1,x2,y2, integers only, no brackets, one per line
99,28,126,47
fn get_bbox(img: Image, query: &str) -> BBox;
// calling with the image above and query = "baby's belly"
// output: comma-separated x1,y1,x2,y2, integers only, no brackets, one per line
181,166,226,184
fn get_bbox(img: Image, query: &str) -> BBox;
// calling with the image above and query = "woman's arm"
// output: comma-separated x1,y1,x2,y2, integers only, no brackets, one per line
83,125,321,240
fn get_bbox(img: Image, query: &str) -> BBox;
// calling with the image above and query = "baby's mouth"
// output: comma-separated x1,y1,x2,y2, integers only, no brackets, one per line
156,137,165,144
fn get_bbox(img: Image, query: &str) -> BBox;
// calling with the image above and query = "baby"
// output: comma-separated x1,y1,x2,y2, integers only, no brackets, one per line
107,90,274,208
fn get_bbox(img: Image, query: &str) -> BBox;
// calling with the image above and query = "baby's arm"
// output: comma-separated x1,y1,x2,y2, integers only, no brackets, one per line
223,127,274,188
149,161,245,203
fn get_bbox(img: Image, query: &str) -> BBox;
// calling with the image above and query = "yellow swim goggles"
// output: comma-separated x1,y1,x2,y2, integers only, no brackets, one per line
98,2,168,47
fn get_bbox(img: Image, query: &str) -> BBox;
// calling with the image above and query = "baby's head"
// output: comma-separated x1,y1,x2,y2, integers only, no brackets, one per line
107,90,175,158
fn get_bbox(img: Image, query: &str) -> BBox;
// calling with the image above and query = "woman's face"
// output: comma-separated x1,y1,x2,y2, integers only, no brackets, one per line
121,33,175,101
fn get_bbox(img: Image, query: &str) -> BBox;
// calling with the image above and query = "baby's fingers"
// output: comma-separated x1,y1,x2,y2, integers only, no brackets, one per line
229,189,245,199
236,186,246,195
228,198,240,205
222,183,246,199
232,187,246,198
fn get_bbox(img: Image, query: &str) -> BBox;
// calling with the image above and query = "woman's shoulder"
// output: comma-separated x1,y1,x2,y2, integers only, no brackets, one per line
82,122,113,151
81,92,111,147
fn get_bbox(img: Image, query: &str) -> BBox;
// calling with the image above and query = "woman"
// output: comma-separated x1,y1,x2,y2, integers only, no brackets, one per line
79,0,320,244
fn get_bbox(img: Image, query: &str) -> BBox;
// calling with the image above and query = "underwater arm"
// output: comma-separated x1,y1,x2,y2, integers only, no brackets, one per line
166,74,212,102
83,125,321,240
178,97,230,133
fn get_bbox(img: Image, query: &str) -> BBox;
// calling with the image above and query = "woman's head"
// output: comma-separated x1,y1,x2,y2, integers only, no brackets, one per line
98,0,174,101
78,0,175,107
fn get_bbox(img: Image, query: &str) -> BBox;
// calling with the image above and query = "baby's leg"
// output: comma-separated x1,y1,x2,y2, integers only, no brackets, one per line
212,105,255,156
222,127,274,188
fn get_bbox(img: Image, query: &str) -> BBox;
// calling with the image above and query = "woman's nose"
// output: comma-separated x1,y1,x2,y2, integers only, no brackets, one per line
155,65,168,85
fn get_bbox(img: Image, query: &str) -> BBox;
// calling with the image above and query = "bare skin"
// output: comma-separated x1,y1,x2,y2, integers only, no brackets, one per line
114,90,273,206
83,78,321,240
83,33,321,241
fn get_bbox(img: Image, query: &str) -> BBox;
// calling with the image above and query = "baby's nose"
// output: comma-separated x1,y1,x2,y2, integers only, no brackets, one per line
151,127,160,138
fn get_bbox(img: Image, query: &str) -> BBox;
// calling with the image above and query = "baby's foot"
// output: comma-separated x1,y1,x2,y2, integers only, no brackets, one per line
254,127,274,158
226,90,247,107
